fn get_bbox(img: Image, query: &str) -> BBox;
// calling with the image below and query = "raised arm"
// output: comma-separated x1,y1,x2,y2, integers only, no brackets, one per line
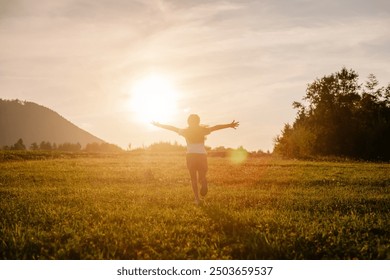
152,122,180,133
208,120,239,133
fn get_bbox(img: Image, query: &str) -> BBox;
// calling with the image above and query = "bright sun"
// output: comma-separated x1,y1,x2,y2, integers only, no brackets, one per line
129,75,178,123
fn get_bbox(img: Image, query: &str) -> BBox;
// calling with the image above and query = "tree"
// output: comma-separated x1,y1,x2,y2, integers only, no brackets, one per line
11,138,26,150
39,141,52,150
147,141,185,152
84,142,123,153
274,67,390,160
30,142,39,150
57,142,81,152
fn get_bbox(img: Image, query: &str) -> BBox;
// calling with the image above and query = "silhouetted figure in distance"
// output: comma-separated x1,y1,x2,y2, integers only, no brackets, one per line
153,114,239,205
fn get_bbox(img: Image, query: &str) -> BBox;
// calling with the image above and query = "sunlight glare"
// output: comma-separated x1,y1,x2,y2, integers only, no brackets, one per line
228,148,248,164
129,75,178,123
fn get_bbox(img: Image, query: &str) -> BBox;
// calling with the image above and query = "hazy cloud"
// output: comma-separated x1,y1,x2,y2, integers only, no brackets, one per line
1,0,389,150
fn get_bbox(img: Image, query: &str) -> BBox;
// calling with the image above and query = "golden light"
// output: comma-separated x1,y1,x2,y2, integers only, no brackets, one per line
228,147,248,164
129,75,178,123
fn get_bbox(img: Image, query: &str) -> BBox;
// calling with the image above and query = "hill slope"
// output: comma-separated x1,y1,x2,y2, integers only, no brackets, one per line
0,99,105,148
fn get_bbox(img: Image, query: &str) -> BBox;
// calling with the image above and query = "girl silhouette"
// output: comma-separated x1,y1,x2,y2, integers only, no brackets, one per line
152,114,239,204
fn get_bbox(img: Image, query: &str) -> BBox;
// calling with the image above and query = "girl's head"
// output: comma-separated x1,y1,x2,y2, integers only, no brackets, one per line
187,114,200,127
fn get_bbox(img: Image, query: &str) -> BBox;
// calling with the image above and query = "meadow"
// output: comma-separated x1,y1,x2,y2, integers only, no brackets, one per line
0,151,389,259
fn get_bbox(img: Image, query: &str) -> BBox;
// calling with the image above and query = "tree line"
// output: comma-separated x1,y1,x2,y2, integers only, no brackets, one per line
274,67,390,160
2,139,123,153
3,139,266,156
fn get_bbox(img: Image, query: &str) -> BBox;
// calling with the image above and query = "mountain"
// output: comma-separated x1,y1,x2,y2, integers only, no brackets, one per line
0,99,105,148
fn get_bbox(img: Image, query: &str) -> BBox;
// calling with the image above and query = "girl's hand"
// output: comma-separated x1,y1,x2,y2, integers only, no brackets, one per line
230,120,239,129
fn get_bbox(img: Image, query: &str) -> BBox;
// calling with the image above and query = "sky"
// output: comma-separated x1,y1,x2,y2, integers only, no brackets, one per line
1,0,390,152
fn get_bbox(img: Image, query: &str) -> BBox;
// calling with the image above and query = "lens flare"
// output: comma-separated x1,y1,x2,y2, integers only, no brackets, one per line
228,147,248,164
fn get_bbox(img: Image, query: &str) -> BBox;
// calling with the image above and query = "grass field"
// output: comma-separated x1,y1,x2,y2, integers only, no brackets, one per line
0,151,389,260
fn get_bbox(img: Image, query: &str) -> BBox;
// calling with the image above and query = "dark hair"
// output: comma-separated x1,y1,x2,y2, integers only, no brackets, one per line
187,114,200,127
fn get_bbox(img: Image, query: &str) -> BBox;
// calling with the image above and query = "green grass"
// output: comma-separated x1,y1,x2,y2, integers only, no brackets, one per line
0,151,389,259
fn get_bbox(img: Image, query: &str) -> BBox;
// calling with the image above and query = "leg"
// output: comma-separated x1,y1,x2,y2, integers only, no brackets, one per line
189,169,200,203
187,154,200,204
199,170,208,197
199,155,208,197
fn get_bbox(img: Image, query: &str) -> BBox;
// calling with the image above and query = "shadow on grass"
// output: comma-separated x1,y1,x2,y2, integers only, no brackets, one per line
200,203,285,259
201,202,390,260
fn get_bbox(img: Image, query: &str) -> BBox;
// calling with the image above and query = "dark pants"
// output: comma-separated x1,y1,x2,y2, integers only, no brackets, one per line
186,153,208,172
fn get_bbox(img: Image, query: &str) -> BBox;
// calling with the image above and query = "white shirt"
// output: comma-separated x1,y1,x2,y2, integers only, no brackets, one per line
186,143,207,154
